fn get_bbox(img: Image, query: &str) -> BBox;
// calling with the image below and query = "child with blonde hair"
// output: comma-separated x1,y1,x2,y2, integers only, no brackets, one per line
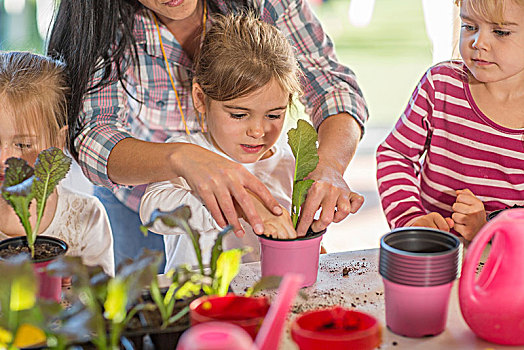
140,13,304,271
377,0,524,241
0,52,114,275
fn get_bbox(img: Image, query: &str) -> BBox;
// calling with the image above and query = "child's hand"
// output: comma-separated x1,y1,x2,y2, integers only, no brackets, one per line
237,191,297,239
259,205,297,240
451,189,487,241
408,212,454,232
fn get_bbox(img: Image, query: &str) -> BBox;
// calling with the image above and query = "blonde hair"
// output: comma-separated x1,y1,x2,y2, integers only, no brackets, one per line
455,0,524,24
194,12,302,104
0,51,68,149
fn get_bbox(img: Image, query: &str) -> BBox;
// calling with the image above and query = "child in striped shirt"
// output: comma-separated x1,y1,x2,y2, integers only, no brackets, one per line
376,0,524,241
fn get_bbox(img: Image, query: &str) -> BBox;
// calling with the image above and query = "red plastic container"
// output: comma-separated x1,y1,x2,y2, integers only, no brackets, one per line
291,307,381,350
189,294,270,339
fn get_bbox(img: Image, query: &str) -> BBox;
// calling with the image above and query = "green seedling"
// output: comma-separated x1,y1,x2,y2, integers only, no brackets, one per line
287,119,319,228
46,250,162,350
1,148,71,257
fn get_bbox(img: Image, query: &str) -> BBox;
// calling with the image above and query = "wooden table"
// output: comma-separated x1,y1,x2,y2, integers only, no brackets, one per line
230,248,516,350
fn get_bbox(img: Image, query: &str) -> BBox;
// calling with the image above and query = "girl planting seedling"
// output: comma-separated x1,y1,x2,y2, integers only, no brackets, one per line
140,12,305,271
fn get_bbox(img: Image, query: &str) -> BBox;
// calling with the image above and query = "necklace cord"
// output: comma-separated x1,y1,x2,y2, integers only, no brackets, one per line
152,1,207,135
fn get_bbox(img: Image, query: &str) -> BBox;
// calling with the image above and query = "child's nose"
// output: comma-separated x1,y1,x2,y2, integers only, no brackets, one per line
472,31,489,50
0,146,14,165
247,122,265,139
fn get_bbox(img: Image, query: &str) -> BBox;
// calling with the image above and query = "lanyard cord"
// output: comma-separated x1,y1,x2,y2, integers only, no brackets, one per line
152,1,207,134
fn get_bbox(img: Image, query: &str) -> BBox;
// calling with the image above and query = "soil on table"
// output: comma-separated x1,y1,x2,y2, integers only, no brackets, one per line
0,241,63,260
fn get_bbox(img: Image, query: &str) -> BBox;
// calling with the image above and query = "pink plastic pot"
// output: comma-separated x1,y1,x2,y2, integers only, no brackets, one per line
0,235,68,302
290,306,381,350
189,294,270,339
177,322,254,350
383,278,453,337
258,229,324,288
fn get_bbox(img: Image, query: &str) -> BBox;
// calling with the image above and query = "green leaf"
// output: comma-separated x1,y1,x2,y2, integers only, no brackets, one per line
291,179,315,227
214,249,243,296
32,148,71,236
245,276,282,297
287,120,319,181
209,226,233,279
103,278,127,323
2,158,34,189
9,275,37,311
141,206,204,274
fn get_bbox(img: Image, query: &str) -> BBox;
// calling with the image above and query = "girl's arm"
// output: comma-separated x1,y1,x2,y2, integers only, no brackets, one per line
139,178,220,236
376,69,436,228
262,0,367,235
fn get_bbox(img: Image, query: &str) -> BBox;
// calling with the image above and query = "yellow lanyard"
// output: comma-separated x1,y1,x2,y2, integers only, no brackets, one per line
152,2,207,134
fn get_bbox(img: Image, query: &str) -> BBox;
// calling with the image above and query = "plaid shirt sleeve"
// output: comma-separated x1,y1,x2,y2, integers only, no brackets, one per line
261,0,368,131
74,62,134,190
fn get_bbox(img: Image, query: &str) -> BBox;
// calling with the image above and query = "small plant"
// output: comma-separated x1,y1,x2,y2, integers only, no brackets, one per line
141,205,247,297
46,250,163,350
0,255,60,350
1,147,71,257
287,119,319,228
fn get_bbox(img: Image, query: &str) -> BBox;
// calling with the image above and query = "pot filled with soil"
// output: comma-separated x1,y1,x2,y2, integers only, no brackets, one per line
258,228,325,288
0,235,67,301
291,306,381,350
189,294,270,339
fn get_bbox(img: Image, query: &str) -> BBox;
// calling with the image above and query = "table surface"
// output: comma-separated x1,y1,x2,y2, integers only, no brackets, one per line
230,248,518,350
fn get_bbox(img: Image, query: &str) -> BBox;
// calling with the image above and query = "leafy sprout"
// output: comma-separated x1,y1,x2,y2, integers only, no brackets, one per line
1,148,71,257
45,250,163,350
287,120,319,228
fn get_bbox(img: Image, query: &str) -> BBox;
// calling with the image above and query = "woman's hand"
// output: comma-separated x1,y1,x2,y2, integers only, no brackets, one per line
296,161,364,236
171,144,282,237
451,189,487,241
408,212,454,232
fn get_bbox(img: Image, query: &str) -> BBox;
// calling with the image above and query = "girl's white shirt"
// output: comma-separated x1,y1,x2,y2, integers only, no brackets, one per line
140,132,294,272
0,185,115,276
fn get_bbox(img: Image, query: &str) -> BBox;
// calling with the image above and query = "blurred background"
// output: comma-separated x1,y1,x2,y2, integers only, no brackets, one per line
0,0,459,252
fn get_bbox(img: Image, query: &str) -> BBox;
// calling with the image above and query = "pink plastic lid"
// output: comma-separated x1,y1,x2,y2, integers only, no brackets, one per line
177,322,255,350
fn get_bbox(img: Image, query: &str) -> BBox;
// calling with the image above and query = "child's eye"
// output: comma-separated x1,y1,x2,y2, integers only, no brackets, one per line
230,113,247,119
461,24,476,31
14,143,32,150
266,114,282,120
493,29,511,37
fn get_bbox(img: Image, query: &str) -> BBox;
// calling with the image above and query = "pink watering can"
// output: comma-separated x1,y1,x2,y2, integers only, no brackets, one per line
459,209,524,345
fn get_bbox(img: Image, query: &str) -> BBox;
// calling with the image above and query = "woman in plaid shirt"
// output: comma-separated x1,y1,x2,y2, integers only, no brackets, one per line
47,0,368,268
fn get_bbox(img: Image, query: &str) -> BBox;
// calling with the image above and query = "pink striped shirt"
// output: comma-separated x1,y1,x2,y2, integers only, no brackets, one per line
376,61,524,229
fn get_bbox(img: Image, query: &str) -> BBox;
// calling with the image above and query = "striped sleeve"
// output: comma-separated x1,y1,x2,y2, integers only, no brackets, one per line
262,0,368,131
74,63,134,190
376,68,435,228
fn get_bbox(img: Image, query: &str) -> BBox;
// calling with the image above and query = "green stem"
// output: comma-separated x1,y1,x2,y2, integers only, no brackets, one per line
183,222,204,275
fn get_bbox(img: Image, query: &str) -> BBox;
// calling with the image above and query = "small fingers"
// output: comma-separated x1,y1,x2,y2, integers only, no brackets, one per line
246,176,282,216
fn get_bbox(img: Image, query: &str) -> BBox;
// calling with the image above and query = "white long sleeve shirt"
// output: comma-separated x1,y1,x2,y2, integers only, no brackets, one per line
140,133,294,272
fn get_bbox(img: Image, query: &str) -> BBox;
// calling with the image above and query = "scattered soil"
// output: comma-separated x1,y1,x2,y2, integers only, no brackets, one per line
0,241,63,260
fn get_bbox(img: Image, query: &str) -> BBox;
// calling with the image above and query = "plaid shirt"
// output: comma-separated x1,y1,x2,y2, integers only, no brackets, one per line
76,0,369,212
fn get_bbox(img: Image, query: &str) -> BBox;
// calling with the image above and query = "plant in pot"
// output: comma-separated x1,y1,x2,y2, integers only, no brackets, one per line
258,119,325,287
141,205,278,344
0,254,63,350
45,249,163,350
0,147,71,301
